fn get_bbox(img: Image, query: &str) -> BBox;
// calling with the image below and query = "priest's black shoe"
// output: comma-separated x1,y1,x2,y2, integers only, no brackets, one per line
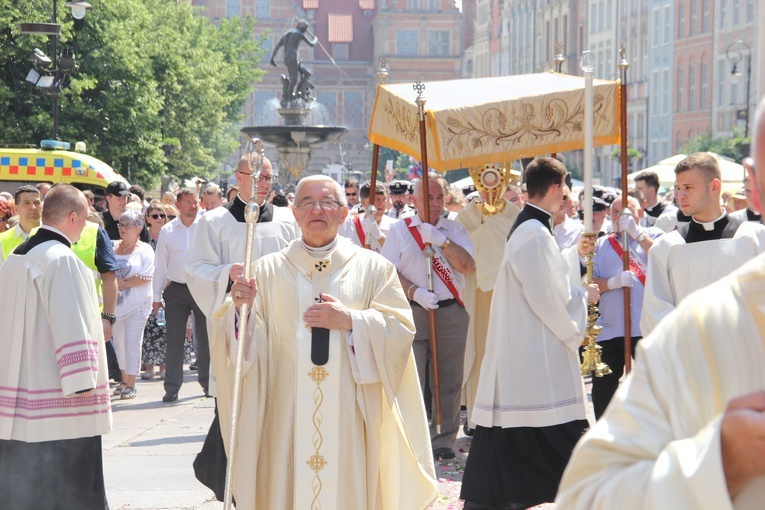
162,391,178,403
463,421,474,437
433,447,456,460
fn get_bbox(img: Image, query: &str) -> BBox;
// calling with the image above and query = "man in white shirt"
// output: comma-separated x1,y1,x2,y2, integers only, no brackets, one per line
553,185,584,250
153,188,207,402
338,180,394,252
640,152,765,336
381,173,475,460
635,171,675,228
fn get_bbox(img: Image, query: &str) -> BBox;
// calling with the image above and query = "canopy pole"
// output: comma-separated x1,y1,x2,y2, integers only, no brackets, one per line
365,57,389,249
618,48,632,374
415,81,442,435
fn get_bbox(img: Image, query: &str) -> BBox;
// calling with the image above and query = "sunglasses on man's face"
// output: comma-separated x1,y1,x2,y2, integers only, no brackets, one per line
345,192,358,197
167,215,177,220
148,213,166,220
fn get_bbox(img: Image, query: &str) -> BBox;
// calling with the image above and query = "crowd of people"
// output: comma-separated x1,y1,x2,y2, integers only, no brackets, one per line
3,97,765,509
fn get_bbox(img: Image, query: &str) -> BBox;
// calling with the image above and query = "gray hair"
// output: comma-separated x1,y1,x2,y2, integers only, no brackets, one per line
294,176,347,207
119,208,144,227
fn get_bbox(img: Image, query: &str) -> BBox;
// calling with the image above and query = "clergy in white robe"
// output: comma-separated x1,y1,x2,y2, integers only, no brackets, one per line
213,176,437,510
185,156,299,500
0,185,112,510
455,195,519,430
461,157,598,510
557,254,765,509
640,152,765,336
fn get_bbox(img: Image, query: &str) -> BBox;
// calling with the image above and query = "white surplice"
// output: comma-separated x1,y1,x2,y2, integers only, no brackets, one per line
0,236,112,442
338,213,395,253
640,221,765,335
472,217,589,428
456,199,519,427
209,237,437,510
557,254,765,510
185,203,299,319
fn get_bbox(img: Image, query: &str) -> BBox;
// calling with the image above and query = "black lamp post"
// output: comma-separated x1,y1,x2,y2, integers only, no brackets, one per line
19,1,91,140
727,40,752,138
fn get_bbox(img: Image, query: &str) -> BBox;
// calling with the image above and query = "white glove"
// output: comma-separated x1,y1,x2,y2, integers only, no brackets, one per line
607,270,634,290
417,223,447,247
412,288,440,310
361,216,383,240
617,214,642,240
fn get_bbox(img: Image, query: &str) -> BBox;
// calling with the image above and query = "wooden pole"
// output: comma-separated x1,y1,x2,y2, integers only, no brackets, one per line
415,81,442,434
618,48,632,374
365,58,389,249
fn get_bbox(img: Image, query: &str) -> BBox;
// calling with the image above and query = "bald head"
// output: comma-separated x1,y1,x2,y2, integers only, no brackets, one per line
41,184,89,242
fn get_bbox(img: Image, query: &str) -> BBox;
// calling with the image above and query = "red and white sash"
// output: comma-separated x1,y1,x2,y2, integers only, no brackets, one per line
353,215,367,248
607,234,646,286
404,218,464,307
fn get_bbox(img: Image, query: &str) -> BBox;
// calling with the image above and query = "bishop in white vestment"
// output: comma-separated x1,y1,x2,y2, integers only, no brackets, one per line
212,176,437,510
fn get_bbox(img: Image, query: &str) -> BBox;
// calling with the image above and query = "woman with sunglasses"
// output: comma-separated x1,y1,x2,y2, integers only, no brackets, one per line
141,202,169,380
112,208,154,400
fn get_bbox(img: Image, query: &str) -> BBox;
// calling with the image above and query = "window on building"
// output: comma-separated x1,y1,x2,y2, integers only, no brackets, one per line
256,0,268,19
746,0,755,23
719,0,726,30
638,112,645,139
663,69,669,115
702,0,710,31
409,0,420,10
343,92,364,128
333,43,349,61
591,3,597,33
663,5,671,45
599,0,604,32
428,31,450,57
717,62,725,107
607,0,613,29
227,0,240,18
732,0,740,26
677,68,684,112
652,70,659,115
652,8,660,46
690,0,697,35
730,79,739,105
396,30,419,56
678,4,685,38
689,65,696,110
700,62,708,108
605,48,611,77
662,140,669,159
317,92,337,122
260,37,273,64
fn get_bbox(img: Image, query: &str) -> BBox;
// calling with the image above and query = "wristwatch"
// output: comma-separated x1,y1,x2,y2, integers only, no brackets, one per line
101,312,116,325
441,238,452,249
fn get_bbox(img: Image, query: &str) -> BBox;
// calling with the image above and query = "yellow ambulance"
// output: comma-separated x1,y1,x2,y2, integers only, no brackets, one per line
0,141,128,198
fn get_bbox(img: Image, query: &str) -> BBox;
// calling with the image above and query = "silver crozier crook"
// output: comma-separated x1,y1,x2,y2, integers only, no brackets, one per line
223,138,264,510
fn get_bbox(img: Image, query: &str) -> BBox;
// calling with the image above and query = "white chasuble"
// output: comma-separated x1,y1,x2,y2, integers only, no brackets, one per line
288,245,342,510
209,237,438,510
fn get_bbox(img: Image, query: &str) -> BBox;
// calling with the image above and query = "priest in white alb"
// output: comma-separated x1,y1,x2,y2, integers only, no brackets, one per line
455,178,520,433
640,152,765,335
460,157,599,510
210,175,437,509
556,93,765,510
0,184,112,509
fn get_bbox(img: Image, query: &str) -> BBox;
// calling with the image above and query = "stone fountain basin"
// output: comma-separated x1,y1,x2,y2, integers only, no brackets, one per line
241,125,347,146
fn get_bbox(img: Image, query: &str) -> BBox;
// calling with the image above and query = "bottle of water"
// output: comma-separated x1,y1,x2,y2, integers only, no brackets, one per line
156,306,166,326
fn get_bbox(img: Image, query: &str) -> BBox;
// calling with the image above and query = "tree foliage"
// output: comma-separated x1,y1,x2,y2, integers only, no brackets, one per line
1,0,265,187
683,132,750,163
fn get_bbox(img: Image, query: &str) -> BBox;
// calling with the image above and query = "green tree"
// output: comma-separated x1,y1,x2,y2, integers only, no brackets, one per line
683,132,750,163
1,0,264,187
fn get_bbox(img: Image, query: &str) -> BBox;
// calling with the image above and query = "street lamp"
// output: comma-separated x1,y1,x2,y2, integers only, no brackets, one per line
18,1,91,140
726,40,752,138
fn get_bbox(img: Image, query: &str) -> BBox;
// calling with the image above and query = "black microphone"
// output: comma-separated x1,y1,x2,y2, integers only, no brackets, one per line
311,294,329,365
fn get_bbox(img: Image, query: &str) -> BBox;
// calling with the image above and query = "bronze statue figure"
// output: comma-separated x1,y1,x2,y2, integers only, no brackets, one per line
270,20,318,107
